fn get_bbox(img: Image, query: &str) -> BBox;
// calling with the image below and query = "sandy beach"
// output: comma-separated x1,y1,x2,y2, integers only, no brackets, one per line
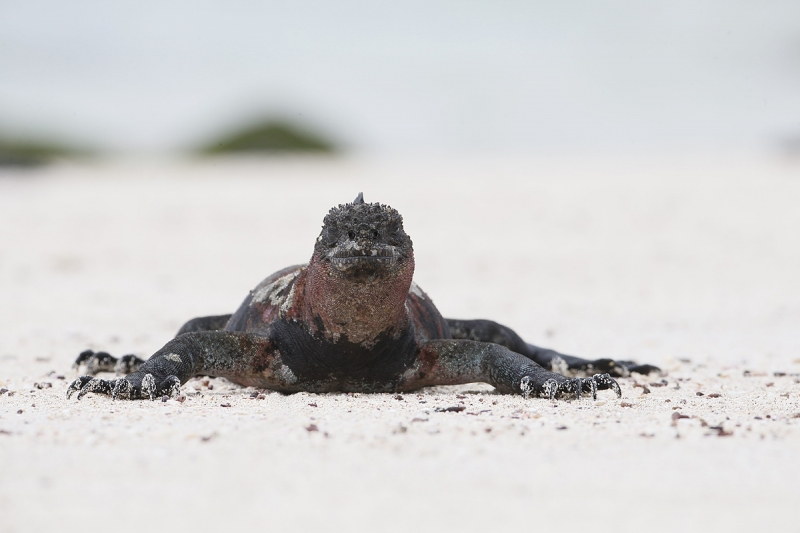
1,154,799,532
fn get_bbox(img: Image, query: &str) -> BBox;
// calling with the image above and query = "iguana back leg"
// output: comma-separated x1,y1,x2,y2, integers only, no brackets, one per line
73,314,233,376
73,350,146,376
175,314,233,335
445,318,659,377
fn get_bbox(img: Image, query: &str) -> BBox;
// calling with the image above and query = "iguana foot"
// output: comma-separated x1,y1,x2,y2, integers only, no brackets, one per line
521,373,621,400
615,362,661,376
66,373,181,400
73,350,146,376
550,356,660,378
115,354,147,374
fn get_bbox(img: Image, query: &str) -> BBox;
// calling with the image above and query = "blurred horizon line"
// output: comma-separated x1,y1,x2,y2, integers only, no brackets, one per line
2,1,799,158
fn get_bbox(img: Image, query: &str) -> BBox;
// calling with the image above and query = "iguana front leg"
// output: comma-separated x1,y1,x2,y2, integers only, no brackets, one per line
67,331,289,400
401,340,621,400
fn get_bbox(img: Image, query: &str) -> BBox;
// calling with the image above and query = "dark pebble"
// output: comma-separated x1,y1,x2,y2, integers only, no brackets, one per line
435,406,466,413
0,388,7,395
305,424,319,432
308,402,317,407
696,392,705,396
220,403,231,407
709,426,733,437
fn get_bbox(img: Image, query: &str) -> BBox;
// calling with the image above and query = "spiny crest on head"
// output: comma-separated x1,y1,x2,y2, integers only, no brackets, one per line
322,193,404,230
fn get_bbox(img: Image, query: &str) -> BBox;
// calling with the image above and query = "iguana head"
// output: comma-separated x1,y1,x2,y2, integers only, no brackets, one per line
305,193,415,344
313,193,414,281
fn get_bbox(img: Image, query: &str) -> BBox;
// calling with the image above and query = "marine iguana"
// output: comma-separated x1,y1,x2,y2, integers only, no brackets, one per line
68,193,658,401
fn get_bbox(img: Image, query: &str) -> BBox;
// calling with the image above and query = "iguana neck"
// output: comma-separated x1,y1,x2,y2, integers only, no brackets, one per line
302,253,415,346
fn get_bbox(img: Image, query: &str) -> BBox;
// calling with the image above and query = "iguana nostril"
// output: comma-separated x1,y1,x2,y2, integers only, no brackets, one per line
372,230,379,239
348,230,355,240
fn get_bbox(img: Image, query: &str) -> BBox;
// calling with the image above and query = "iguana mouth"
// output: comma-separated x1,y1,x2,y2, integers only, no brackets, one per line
329,245,397,270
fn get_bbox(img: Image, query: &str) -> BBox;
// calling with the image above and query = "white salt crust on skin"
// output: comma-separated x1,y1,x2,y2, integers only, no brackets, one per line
251,271,300,307
409,282,425,298
276,364,299,385
279,282,297,317
549,355,569,375
163,353,182,363
1,156,799,532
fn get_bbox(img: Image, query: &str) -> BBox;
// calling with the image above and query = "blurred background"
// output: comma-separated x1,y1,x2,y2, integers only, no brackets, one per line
1,0,800,163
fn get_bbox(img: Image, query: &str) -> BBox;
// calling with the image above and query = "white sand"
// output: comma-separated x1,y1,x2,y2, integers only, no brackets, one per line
1,155,799,532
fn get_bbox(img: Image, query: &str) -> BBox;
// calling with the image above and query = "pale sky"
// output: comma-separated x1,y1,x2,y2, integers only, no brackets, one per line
1,0,799,153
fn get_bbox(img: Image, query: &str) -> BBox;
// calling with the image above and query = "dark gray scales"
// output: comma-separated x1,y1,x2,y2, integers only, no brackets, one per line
68,194,658,401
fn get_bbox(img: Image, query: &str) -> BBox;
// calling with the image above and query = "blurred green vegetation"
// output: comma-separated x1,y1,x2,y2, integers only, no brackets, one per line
0,135,91,167
198,120,336,155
